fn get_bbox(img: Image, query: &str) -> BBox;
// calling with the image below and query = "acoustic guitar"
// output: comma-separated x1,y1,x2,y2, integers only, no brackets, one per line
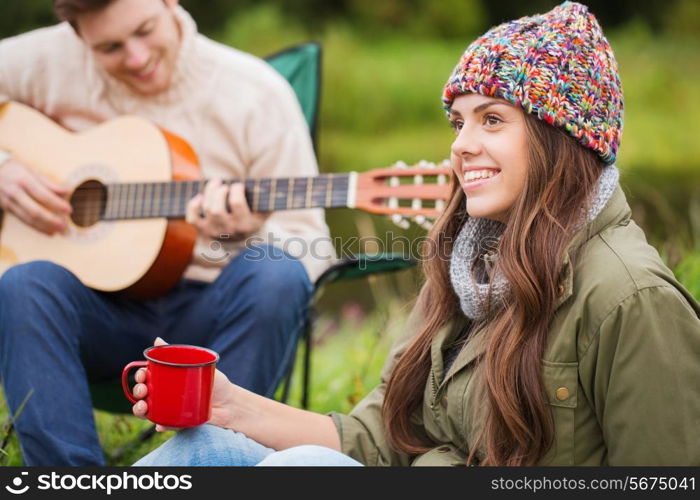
0,101,453,298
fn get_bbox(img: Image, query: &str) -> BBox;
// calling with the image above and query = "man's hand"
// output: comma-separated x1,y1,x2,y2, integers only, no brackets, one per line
185,178,267,242
0,159,72,235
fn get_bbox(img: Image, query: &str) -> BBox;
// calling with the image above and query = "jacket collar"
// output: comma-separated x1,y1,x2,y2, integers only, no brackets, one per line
554,184,631,309
436,184,632,386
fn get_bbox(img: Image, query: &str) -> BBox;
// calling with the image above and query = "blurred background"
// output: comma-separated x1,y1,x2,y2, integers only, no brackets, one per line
3,0,698,308
1,0,698,464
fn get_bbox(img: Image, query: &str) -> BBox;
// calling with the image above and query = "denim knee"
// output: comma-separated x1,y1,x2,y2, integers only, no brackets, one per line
0,261,76,301
234,245,312,298
256,445,363,467
134,425,274,466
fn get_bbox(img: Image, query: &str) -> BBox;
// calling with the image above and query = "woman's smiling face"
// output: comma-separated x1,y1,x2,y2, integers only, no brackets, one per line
449,93,529,223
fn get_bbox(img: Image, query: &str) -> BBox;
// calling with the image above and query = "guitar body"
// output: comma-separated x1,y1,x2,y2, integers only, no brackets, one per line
0,101,198,298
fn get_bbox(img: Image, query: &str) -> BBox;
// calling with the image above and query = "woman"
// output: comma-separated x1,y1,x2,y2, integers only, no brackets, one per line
132,1,700,466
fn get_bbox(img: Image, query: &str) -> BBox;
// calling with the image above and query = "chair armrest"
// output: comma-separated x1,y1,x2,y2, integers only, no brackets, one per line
314,253,417,291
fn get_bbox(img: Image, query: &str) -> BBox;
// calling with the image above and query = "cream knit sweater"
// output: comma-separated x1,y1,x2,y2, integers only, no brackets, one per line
0,8,335,282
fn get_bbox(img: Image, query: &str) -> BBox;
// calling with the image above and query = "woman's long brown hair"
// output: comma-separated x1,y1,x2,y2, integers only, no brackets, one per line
382,113,605,465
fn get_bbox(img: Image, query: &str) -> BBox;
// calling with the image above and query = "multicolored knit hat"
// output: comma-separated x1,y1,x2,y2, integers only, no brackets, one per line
442,1,623,165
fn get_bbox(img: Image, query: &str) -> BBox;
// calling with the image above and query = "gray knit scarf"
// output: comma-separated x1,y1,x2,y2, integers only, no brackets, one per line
449,165,619,320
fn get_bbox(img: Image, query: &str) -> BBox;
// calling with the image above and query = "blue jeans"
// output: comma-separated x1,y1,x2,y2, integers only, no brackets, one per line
134,425,363,466
0,245,312,466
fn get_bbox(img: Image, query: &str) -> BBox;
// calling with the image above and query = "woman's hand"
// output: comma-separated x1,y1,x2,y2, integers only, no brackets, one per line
130,337,239,432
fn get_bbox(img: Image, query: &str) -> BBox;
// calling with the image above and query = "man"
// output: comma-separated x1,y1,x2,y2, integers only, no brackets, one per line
0,0,335,465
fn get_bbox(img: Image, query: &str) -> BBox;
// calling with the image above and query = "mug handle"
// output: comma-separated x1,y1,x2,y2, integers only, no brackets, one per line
122,361,148,404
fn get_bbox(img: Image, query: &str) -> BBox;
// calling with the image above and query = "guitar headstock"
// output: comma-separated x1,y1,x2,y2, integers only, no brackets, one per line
354,160,453,229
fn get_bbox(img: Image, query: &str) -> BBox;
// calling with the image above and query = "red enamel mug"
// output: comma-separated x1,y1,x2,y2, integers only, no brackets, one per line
122,344,219,427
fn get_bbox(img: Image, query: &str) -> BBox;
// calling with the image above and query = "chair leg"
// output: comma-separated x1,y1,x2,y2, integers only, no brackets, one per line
278,356,294,404
109,424,157,464
277,302,315,407
301,309,315,409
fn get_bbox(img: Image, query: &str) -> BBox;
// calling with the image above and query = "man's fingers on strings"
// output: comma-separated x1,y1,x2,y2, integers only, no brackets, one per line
26,178,72,214
30,169,69,196
227,182,250,217
213,182,231,217
9,192,66,234
201,179,228,218
185,194,204,224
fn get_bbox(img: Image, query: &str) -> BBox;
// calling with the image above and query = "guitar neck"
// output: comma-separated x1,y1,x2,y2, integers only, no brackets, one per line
101,173,357,221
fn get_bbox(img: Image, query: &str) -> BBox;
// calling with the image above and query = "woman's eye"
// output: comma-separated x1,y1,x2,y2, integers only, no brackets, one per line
450,120,464,133
484,114,502,126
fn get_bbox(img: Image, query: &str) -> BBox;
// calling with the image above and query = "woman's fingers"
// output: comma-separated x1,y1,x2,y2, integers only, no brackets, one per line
132,383,147,399
132,338,170,423
155,424,180,432
132,399,148,419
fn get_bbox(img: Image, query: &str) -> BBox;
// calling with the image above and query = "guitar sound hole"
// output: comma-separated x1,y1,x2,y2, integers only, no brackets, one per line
70,180,106,227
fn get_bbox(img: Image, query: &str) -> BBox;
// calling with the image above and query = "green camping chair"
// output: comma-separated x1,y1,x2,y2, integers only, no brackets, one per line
278,252,416,409
265,42,418,408
91,42,416,430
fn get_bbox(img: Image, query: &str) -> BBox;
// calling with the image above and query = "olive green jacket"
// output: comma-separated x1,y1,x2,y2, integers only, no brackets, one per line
331,186,700,465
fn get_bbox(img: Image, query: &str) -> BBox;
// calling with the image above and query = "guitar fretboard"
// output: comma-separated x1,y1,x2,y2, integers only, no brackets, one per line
100,174,352,220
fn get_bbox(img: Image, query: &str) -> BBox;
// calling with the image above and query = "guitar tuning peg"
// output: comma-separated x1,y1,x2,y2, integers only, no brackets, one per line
394,161,407,169
391,214,410,229
421,219,434,230
418,160,430,168
415,215,426,225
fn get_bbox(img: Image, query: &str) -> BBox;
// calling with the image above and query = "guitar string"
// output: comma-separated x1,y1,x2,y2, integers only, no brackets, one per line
65,175,353,193
67,177,353,213
62,176,440,220
69,187,353,208
67,188,444,219
63,180,448,210
69,189,354,220
70,196,432,222
67,181,353,205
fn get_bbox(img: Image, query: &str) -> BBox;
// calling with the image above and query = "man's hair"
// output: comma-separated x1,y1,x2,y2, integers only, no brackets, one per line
53,0,115,26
